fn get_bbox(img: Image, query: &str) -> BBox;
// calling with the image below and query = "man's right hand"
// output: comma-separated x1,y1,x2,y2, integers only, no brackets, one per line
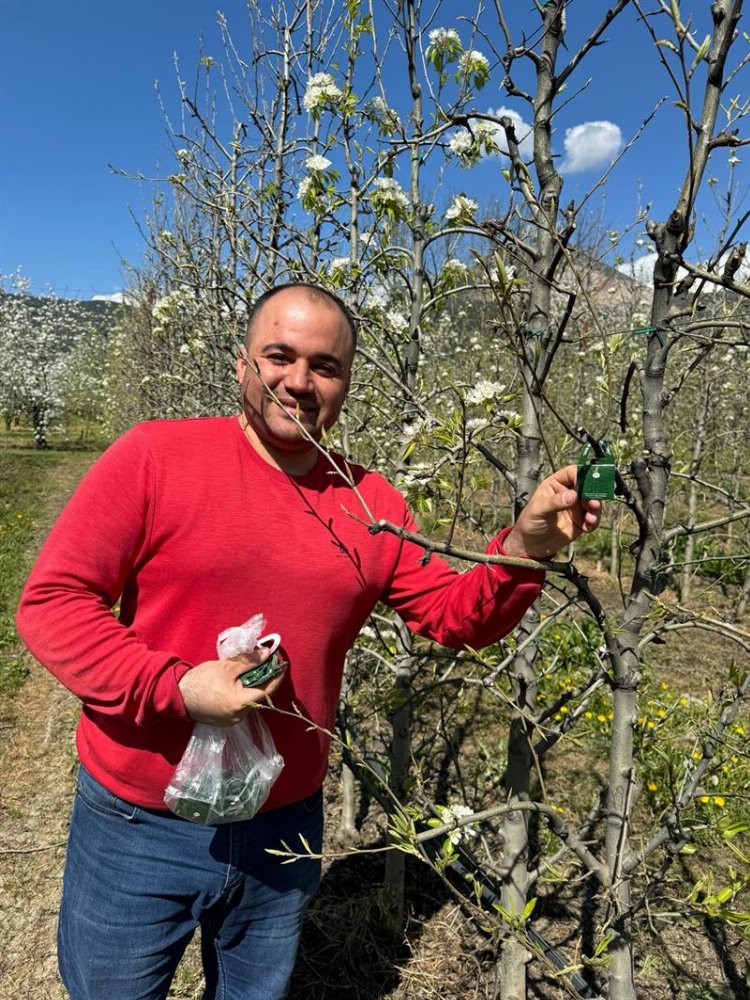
178,650,286,726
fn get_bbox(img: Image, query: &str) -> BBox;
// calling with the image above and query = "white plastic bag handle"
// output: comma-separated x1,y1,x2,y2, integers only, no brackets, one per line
256,633,281,655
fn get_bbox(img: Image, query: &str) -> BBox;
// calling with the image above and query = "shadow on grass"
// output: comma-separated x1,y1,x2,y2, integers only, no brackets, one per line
289,850,453,1000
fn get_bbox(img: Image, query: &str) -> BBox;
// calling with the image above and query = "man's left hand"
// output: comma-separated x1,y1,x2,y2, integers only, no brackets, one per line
502,464,602,561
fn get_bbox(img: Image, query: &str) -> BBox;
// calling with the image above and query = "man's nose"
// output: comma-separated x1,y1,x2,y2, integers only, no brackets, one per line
284,362,312,393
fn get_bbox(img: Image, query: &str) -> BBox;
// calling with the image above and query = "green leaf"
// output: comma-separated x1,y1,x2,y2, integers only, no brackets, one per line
593,931,615,958
690,34,711,71
401,438,417,461
719,819,749,840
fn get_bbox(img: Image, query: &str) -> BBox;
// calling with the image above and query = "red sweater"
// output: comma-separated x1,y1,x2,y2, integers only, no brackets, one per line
17,417,544,810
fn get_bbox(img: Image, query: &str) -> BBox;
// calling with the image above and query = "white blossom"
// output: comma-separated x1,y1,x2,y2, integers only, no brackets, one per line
429,27,461,50
466,379,505,405
443,258,468,277
371,176,410,217
364,286,388,311
367,96,401,131
305,154,332,172
328,256,350,274
386,310,410,334
297,176,313,199
445,194,478,222
499,409,522,424
459,49,490,81
448,122,499,165
302,72,342,113
439,804,477,845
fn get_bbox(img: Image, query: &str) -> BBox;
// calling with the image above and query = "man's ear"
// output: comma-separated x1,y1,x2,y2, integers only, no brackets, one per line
235,347,248,383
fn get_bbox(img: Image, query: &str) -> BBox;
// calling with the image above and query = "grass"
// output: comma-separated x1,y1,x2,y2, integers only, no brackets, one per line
0,445,99,698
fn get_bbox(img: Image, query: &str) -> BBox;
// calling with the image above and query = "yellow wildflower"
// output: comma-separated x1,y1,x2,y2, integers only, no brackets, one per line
713,796,725,807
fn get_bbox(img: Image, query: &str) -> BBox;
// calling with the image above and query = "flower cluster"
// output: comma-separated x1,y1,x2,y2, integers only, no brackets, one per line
302,72,343,115
448,122,499,166
428,27,461,52
328,257,351,276
297,154,339,214
443,258,469,278
438,804,477,845
305,154,332,172
365,96,401,136
425,27,463,76
459,49,490,90
297,176,315,207
441,258,470,289
370,177,410,221
386,310,410,335
445,194,478,224
466,379,505,406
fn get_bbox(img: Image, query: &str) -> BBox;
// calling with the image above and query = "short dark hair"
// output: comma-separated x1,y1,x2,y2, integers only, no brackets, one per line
246,283,358,352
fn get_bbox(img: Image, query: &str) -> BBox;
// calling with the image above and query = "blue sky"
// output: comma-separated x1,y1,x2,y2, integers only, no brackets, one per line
2,0,747,298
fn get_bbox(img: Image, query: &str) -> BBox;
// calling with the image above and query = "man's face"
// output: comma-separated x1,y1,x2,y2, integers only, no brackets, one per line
236,288,353,469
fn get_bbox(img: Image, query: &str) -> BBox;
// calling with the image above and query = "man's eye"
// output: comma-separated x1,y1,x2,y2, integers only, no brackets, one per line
314,364,338,377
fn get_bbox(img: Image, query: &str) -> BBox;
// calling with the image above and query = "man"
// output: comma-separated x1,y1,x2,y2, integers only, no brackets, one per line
17,283,600,1000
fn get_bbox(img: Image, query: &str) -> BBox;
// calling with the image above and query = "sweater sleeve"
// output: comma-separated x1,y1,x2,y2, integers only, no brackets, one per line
16,427,192,726
382,504,544,650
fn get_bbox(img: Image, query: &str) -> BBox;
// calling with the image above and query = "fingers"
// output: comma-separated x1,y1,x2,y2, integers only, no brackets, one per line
546,464,577,492
179,653,288,725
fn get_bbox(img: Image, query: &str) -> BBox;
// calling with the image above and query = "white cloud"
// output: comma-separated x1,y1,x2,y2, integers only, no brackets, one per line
489,107,534,161
616,253,657,285
92,292,125,303
559,121,622,174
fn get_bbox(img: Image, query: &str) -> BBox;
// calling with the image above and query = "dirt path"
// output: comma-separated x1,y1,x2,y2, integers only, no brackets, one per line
0,453,95,1000
0,664,78,998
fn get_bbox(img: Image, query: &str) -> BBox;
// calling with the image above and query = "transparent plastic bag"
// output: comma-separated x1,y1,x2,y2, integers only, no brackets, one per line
164,615,285,825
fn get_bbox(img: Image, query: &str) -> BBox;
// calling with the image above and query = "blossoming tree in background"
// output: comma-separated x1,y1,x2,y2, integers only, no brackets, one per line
0,273,107,447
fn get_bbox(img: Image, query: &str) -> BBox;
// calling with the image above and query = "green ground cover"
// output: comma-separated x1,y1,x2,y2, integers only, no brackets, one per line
0,446,98,698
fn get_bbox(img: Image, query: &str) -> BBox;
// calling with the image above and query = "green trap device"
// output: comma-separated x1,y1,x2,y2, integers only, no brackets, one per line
239,651,283,689
576,440,616,501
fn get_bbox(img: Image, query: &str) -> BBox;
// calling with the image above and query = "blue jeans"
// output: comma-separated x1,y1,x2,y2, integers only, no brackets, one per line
58,766,323,1000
